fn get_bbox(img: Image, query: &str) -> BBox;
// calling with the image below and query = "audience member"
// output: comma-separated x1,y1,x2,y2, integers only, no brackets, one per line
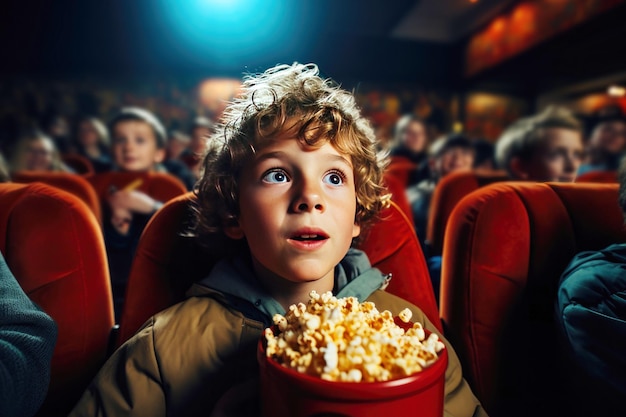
472,138,496,170
407,133,475,248
1,251,57,417
0,152,10,182
389,114,430,186
578,105,626,175
495,106,584,182
555,157,626,417
72,116,113,173
165,130,192,161
9,129,73,173
183,116,214,180
41,112,72,155
163,130,196,190
105,106,170,318
69,62,486,417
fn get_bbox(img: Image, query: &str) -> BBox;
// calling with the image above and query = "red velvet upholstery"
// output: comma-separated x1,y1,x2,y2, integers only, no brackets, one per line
117,193,440,347
12,171,102,223
385,156,417,188
87,171,187,204
0,182,114,416
62,153,95,176
382,172,414,227
575,170,618,183
426,170,509,256
440,182,625,417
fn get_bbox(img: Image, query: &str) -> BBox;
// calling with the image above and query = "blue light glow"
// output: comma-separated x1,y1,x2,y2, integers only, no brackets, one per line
156,0,299,64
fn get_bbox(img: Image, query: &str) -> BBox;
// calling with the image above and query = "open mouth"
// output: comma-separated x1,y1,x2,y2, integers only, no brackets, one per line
291,234,328,241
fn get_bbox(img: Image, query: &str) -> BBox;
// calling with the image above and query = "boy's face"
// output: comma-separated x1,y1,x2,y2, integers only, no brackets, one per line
589,120,626,155
434,146,474,178
227,134,360,288
402,121,427,153
191,126,211,154
25,137,54,171
112,120,165,172
519,127,583,182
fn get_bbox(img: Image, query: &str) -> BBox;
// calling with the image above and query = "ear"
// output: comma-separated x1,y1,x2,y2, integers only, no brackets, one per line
223,221,245,240
352,223,361,238
154,148,166,164
509,157,529,180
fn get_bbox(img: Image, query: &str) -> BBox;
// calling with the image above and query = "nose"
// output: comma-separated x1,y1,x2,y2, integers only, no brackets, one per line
564,153,578,173
291,178,325,213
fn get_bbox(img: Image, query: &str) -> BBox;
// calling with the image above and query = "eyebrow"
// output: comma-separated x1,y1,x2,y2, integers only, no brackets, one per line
255,151,353,168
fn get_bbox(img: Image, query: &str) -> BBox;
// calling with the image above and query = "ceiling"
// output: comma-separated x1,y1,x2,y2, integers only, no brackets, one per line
2,0,622,92
319,0,517,43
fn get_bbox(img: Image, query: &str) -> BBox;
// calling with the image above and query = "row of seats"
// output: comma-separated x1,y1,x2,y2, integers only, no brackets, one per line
11,171,189,226
425,169,619,256
4,171,622,416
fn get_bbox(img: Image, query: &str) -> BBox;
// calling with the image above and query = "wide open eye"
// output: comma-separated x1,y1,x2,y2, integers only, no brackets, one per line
263,169,290,183
323,170,345,186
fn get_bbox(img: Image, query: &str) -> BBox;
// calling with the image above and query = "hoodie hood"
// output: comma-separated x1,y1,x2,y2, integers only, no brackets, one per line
190,248,386,320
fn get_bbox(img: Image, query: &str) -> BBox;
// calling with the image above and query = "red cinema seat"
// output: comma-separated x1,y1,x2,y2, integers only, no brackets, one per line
426,170,509,256
385,156,417,188
0,182,115,416
575,170,618,183
117,193,440,347
440,182,625,417
87,171,187,207
62,153,95,176
12,171,102,223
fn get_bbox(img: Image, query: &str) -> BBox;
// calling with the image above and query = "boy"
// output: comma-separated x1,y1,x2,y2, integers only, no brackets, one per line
578,106,626,175
70,63,486,417
105,107,169,318
406,133,475,250
495,106,584,182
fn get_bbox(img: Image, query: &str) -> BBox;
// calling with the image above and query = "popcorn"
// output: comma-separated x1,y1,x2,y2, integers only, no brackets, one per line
264,291,445,382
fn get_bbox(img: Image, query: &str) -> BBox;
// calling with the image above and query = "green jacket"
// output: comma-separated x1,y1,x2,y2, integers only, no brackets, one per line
69,249,486,417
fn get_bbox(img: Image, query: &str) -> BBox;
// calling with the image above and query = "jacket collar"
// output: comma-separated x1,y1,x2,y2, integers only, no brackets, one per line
190,248,386,320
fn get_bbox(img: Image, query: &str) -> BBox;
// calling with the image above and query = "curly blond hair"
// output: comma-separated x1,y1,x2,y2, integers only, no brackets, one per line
193,63,389,252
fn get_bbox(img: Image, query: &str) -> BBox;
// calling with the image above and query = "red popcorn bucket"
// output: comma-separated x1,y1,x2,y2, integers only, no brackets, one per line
257,329,447,417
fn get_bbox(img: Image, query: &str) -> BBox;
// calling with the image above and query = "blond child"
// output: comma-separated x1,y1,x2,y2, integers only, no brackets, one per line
495,106,584,182
70,63,486,417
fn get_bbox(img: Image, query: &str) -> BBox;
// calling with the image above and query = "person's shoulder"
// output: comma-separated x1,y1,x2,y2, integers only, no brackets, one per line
151,294,246,334
559,243,626,306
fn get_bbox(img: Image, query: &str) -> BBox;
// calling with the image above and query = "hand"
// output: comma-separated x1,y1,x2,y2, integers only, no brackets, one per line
110,207,133,235
108,190,160,215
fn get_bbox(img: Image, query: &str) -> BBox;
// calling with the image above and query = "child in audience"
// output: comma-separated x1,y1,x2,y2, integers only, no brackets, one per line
555,157,626,416
72,116,113,173
183,115,215,180
578,106,626,175
69,63,486,417
163,130,196,190
10,129,73,173
495,106,584,182
407,133,475,249
389,114,430,185
105,107,169,318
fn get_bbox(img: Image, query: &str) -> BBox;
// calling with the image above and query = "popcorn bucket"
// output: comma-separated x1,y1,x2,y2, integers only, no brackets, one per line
257,331,448,417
